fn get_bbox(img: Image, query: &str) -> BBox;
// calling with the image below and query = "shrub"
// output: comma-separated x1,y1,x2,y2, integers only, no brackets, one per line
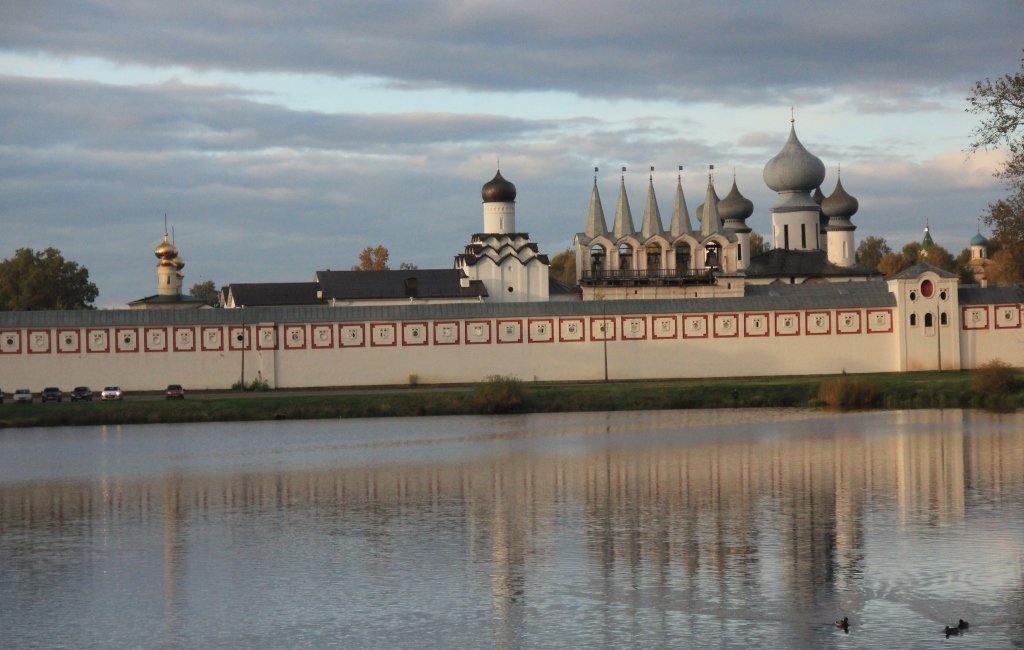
408,374,420,387
473,375,527,414
973,360,1016,396
818,377,877,409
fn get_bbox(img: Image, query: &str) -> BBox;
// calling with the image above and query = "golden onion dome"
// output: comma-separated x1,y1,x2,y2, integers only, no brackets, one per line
154,234,177,259
173,256,185,270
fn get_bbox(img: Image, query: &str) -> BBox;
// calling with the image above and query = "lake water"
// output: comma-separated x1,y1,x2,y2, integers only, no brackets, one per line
1,409,1022,649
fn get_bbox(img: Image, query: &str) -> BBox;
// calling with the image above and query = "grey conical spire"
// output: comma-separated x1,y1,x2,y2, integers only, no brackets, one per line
583,169,608,238
670,166,693,237
699,168,721,238
612,169,635,239
640,167,664,239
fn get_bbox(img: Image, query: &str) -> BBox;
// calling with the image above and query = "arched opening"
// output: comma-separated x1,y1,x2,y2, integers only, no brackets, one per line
924,313,933,328
590,244,606,275
675,244,691,276
646,244,662,276
704,242,721,270
619,243,633,271
910,313,918,327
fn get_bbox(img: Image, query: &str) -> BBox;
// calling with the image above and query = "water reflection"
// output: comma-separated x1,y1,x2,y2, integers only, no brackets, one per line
1,409,1023,648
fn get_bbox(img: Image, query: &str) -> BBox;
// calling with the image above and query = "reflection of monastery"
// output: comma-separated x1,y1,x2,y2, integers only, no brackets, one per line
0,120,1021,390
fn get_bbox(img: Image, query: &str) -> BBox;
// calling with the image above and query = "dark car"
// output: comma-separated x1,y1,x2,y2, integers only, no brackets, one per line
40,387,63,403
165,384,185,400
70,386,93,401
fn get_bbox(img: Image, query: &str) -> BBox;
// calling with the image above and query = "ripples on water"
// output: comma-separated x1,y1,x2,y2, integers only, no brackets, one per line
1,408,1023,648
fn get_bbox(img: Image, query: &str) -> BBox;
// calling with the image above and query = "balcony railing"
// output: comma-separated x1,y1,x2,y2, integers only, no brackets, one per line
580,268,715,285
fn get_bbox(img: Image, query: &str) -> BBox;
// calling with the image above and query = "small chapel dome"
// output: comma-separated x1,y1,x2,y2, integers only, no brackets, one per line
173,256,185,270
154,234,177,259
970,232,988,247
482,170,517,203
718,179,754,222
821,178,859,218
763,124,826,193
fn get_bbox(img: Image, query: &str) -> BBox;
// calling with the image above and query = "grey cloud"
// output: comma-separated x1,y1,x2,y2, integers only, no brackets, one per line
4,1,1021,103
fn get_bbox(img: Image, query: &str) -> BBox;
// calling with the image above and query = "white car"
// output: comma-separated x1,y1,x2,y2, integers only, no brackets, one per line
100,386,123,401
13,388,32,403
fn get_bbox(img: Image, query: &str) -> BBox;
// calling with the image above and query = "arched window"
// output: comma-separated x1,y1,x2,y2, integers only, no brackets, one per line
940,312,948,326
590,245,606,274
924,313,934,328
675,244,691,275
910,313,918,327
704,242,721,270
619,243,633,271
646,244,661,275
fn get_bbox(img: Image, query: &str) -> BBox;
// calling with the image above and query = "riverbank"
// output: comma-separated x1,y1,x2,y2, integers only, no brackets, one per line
1,370,1018,429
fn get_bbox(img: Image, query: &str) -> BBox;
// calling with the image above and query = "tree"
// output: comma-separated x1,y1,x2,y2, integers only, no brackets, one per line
968,54,1024,282
352,245,389,271
189,279,219,306
749,232,770,257
398,261,418,270
877,242,920,277
0,247,98,310
548,249,576,285
855,236,892,271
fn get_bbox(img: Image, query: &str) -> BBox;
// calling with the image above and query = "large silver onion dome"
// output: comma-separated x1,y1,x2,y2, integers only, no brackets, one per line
763,125,826,192
481,170,517,203
821,177,859,218
718,179,754,222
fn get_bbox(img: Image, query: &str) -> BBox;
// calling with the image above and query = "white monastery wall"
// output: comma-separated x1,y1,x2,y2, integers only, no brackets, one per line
0,304,912,391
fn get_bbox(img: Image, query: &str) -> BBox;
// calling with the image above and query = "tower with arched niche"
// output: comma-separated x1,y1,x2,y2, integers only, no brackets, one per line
129,225,208,310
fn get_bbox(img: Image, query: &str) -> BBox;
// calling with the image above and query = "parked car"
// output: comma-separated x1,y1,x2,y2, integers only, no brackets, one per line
70,386,93,401
13,388,32,404
41,387,63,402
165,384,185,400
100,386,123,401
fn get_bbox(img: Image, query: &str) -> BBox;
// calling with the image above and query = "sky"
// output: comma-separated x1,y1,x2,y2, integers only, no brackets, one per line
1,1,1021,307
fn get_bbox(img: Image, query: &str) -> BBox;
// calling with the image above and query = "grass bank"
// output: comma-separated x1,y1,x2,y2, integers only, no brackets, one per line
0,370,1018,429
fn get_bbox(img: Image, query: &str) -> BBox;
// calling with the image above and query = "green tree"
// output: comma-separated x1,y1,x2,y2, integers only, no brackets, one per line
855,236,892,271
0,247,98,310
189,279,219,306
352,245,389,271
548,249,576,285
749,232,770,257
968,54,1024,282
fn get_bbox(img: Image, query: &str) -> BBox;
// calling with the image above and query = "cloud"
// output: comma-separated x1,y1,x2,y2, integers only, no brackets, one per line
3,1,1021,103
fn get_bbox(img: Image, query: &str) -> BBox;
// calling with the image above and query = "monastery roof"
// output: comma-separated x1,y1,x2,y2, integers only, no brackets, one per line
127,294,209,307
225,282,321,307
745,249,877,279
315,269,487,301
888,262,956,280
958,284,1023,305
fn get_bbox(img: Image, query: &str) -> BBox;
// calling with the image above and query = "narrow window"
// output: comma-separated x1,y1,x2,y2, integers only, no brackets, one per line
784,225,790,249
924,313,933,328
738,243,743,261
800,224,807,248
940,312,948,326
910,313,917,327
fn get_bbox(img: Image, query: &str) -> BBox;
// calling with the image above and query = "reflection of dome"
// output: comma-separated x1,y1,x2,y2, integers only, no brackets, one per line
154,234,177,259
763,125,826,192
481,170,517,203
821,178,859,218
718,179,754,222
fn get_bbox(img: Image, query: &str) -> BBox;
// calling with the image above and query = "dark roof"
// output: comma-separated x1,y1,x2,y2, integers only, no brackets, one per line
958,284,1024,305
226,282,320,307
888,261,957,280
315,269,487,301
746,249,877,279
128,294,209,307
549,277,580,296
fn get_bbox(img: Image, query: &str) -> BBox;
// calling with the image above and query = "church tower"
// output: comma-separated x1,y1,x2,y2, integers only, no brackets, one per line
822,173,859,266
763,119,826,252
481,169,517,233
155,230,181,297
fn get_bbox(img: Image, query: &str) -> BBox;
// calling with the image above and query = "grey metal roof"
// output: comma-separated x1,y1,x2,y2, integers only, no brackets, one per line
958,284,1024,305
889,262,956,280
226,282,320,306
315,269,487,300
0,279,896,328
